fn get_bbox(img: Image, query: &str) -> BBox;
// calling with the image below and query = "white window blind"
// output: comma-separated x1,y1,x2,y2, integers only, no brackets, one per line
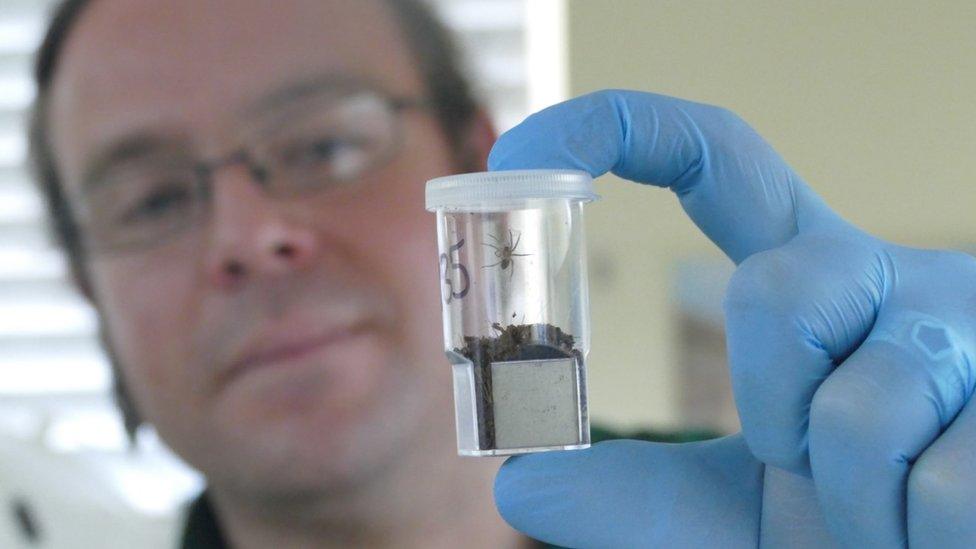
0,0,535,400
1,0,109,400
432,0,530,131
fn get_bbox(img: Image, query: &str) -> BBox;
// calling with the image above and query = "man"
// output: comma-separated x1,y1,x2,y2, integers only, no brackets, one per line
31,0,976,548
31,0,517,547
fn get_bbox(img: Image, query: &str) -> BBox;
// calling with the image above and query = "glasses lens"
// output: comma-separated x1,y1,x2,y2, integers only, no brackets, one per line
82,164,201,251
254,92,399,194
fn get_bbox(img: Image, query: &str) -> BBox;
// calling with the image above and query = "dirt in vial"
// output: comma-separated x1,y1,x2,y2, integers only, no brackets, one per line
455,323,578,450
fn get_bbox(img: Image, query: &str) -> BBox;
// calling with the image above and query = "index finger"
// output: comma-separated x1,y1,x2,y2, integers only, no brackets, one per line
488,90,845,263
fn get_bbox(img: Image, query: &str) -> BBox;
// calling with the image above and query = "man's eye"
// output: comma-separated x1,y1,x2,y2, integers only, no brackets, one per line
121,184,193,224
279,136,370,174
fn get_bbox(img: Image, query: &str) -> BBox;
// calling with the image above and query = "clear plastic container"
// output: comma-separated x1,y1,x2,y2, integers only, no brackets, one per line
425,170,599,456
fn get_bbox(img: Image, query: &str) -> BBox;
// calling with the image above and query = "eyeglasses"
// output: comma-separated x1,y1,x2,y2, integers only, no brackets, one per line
75,90,428,254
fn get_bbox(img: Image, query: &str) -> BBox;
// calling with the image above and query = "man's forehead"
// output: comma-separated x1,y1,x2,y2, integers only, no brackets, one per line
48,0,423,180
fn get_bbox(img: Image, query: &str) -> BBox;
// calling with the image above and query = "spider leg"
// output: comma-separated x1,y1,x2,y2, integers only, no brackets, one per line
509,229,515,249
513,231,522,251
483,261,502,269
482,243,501,251
488,233,502,243
510,253,530,257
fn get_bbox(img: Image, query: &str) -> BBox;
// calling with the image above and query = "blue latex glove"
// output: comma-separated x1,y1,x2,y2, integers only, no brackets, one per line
489,90,976,548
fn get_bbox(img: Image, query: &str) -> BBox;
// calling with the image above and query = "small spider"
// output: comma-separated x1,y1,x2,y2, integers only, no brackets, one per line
483,229,531,280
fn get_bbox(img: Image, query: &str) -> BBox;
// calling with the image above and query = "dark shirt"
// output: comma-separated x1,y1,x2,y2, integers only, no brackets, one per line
180,426,718,549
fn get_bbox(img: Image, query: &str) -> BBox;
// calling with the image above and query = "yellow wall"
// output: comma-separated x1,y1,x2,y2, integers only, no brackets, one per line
568,1,976,429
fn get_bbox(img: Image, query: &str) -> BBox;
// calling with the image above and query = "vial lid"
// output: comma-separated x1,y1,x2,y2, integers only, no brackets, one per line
425,169,599,211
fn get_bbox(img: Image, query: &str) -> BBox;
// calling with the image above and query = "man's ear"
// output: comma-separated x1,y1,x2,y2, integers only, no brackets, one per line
72,267,94,303
69,262,145,442
98,318,144,442
457,107,497,172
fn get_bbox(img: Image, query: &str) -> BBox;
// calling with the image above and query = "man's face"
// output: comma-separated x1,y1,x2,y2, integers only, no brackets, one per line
48,0,459,494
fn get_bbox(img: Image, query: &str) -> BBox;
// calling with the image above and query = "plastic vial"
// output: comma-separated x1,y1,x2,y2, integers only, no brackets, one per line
425,170,600,456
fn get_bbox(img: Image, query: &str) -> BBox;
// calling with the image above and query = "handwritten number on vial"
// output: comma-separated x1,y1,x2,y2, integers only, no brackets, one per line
440,238,469,304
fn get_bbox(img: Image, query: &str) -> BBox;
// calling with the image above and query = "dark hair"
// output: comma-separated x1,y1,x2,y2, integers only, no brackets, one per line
29,0,479,436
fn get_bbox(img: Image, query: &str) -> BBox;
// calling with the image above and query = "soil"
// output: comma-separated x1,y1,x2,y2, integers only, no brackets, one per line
454,323,578,450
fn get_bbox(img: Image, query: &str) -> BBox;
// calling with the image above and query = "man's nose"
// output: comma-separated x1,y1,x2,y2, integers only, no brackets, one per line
204,163,319,290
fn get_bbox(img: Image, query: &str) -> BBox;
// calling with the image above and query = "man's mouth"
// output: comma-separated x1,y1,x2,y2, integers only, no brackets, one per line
221,321,376,387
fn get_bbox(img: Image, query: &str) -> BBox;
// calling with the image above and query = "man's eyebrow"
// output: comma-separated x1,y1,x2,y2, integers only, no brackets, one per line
81,133,188,191
241,73,383,117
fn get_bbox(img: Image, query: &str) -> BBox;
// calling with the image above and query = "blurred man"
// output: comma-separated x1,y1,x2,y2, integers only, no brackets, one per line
30,0,522,547
46,1,973,548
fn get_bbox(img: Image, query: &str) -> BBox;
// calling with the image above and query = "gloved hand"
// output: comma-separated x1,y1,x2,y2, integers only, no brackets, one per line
488,90,976,548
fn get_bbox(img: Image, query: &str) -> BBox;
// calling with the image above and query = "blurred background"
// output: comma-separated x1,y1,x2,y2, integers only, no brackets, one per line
0,0,974,546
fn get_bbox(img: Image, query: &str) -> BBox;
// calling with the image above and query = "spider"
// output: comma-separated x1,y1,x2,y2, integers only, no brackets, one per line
483,229,531,280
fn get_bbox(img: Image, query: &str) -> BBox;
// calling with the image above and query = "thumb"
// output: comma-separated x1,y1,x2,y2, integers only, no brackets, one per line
488,90,847,264
494,435,763,548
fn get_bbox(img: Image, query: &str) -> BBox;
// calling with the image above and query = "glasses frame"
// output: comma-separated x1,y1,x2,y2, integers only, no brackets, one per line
75,93,430,256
